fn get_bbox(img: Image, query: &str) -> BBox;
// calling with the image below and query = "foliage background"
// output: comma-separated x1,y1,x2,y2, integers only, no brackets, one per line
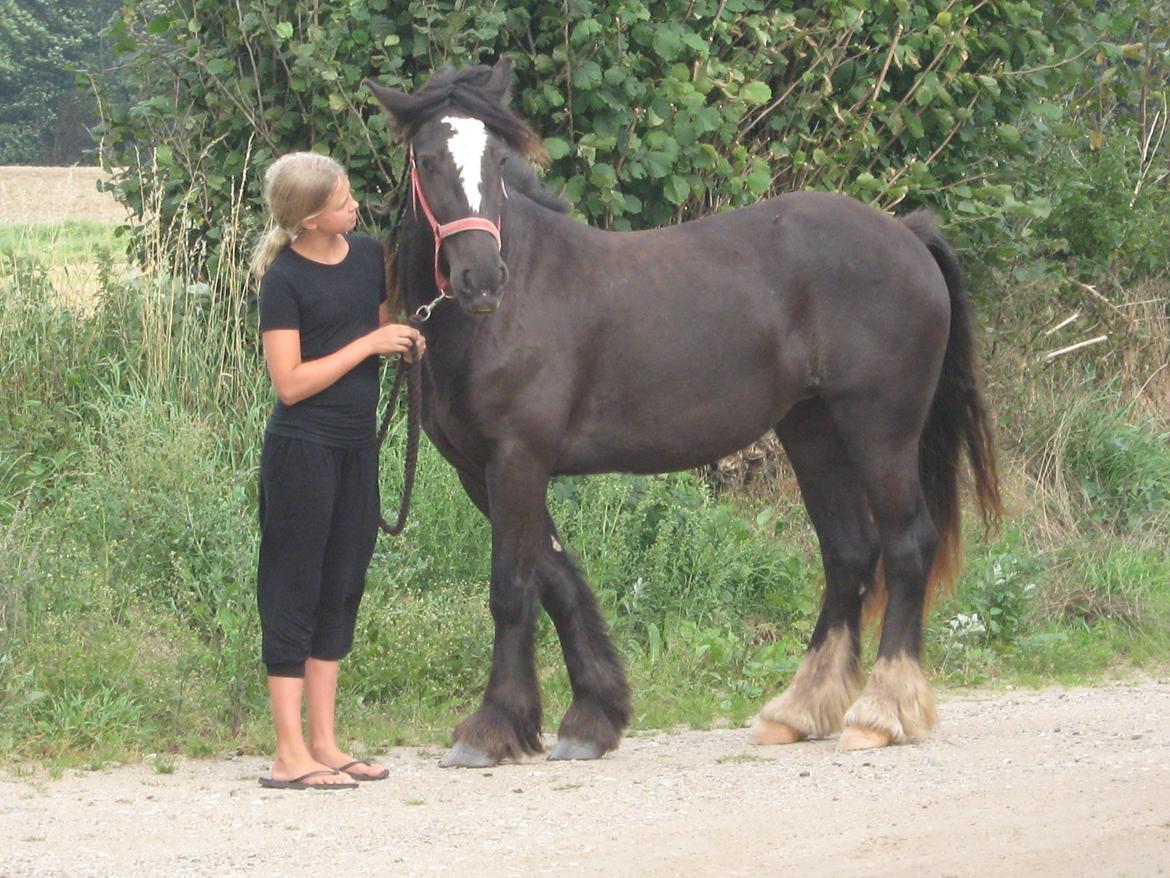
0,0,124,163
0,0,1167,764
93,0,1078,237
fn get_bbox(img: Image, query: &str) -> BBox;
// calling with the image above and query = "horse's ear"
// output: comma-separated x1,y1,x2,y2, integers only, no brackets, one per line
364,79,413,126
485,57,512,104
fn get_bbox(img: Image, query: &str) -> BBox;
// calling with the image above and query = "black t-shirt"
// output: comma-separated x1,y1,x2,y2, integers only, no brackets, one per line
259,233,387,447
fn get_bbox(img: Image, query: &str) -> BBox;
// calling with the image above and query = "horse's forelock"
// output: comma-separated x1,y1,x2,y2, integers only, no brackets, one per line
400,66,549,166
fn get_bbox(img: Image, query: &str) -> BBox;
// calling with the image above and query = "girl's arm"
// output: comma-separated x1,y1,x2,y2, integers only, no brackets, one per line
263,322,422,406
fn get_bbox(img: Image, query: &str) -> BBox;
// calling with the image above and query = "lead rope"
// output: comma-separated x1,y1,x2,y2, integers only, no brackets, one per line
377,152,423,536
376,330,422,535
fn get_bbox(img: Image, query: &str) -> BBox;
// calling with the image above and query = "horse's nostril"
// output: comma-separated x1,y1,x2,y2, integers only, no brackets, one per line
461,268,475,290
498,263,508,285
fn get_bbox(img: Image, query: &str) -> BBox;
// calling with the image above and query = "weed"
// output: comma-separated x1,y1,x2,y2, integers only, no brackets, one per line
715,753,772,765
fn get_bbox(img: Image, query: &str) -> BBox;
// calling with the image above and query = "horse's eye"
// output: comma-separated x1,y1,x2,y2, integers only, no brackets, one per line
417,155,434,172
498,154,508,168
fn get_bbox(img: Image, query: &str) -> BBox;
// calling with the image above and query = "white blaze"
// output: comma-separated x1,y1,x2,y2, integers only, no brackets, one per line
444,116,488,213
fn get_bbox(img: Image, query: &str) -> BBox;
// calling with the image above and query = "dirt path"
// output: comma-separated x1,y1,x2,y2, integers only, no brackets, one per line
2,681,1168,877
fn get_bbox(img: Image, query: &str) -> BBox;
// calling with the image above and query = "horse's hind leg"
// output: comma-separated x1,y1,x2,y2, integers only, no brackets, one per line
439,456,546,768
752,400,876,744
537,510,631,760
832,401,941,751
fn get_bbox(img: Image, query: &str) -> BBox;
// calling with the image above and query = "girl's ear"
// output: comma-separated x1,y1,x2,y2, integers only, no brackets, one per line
364,79,414,128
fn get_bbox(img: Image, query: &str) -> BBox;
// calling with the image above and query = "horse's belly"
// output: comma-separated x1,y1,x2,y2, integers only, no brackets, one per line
555,373,797,476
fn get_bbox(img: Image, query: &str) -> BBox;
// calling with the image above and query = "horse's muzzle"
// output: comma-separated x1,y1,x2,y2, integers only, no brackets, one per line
455,261,508,315
467,292,501,314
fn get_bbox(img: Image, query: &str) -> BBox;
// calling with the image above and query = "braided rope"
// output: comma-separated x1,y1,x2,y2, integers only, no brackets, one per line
377,336,422,536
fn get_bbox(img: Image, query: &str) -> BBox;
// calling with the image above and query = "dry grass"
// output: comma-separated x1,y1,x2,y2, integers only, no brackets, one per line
0,166,130,313
0,166,127,226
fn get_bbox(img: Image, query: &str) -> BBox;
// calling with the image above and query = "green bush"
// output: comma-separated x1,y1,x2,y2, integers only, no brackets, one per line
92,0,1136,266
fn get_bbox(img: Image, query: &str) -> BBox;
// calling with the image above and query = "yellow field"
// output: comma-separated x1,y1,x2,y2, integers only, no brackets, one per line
0,166,129,312
0,165,127,225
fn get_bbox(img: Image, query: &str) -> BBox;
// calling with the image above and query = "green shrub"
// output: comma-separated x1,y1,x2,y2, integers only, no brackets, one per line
551,472,816,645
92,0,1129,268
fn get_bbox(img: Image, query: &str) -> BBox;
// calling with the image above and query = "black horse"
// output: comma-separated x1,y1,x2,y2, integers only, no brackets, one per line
367,59,1001,767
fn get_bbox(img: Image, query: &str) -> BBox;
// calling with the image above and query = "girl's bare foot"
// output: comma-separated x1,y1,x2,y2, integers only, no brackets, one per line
268,755,355,786
311,744,388,780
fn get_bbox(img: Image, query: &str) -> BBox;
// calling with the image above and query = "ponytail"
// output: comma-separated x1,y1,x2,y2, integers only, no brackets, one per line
251,225,294,279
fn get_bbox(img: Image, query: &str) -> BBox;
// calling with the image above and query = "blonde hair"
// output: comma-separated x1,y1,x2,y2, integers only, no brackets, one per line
251,152,347,279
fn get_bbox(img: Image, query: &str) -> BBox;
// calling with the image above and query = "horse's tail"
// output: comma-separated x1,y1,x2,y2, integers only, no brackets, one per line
907,211,1001,599
903,210,1003,599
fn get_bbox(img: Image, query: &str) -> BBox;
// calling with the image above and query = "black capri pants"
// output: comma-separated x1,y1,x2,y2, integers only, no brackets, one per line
257,433,379,678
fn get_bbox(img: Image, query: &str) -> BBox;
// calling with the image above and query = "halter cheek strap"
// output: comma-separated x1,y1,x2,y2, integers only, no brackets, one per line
410,147,503,295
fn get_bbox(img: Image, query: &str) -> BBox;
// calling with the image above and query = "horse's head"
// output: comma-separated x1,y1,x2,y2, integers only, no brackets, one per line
368,58,546,316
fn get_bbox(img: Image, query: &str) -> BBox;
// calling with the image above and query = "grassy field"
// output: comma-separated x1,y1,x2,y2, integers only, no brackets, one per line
0,170,1167,770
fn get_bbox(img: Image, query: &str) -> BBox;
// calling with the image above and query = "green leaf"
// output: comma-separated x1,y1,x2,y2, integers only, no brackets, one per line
571,61,603,90
899,107,925,139
275,22,294,40
590,163,617,189
643,151,674,178
740,81,772,104
652,26,683,60
681,32,708,56
998,124,1021,145
544,137,572,160
570,19,603,46
664,175,690,205
746,164,771,196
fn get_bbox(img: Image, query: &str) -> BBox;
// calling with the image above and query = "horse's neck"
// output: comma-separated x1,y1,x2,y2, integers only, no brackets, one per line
398,219,442,315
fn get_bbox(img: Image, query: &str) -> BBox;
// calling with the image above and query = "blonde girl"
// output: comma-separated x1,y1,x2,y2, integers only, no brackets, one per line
252,152,423,790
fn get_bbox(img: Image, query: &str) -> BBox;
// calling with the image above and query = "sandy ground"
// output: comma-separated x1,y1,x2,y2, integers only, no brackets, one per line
1,682,1168,878
0,166,126,226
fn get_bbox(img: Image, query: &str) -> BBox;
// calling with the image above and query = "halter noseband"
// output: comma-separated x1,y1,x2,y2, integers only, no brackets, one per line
410,145,503,296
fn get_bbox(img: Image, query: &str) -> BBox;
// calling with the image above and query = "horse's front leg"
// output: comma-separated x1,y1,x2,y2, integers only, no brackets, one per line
537,511,631,760
440,449,548,768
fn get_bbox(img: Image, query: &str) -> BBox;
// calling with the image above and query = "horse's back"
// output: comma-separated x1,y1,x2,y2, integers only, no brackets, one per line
758,191,953,390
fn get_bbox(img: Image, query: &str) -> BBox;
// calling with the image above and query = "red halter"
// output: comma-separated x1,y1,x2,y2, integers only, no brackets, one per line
409,146,502,295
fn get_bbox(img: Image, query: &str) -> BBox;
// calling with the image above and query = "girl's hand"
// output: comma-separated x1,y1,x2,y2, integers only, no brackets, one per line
367,324,425,360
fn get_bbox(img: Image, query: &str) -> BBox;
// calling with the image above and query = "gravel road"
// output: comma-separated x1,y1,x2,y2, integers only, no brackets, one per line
2,681,1168,877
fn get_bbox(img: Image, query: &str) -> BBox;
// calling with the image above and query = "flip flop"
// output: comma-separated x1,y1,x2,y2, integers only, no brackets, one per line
258,768,359,790
334,759,390,781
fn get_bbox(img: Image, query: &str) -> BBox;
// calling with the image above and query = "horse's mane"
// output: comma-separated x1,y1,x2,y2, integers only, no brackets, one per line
503,154,570,214
392,64,569,215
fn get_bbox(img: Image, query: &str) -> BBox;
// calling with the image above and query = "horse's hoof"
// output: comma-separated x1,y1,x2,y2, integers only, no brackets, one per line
838,726,892,751
439,740,498,768
548,737,606,761
749,718,805,745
